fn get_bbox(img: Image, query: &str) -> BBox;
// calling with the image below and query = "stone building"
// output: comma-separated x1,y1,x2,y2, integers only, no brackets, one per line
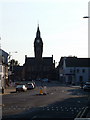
23,25,56,81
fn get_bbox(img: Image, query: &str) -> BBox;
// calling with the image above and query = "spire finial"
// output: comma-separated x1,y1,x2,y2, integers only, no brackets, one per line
37,20,39,27
36,22,40,38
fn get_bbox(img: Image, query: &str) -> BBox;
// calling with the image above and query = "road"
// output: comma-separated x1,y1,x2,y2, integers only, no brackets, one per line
2,81,88,120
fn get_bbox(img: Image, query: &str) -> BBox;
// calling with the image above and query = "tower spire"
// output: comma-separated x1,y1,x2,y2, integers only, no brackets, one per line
34,24,43,59
36,24,40,38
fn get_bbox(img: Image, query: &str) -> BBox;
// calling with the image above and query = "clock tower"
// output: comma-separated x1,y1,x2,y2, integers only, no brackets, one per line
34,25,43,59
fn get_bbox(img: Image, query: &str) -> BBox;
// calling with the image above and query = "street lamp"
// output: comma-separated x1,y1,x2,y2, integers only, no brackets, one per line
83,16,90,18
83,16,90,81
83,15,90,109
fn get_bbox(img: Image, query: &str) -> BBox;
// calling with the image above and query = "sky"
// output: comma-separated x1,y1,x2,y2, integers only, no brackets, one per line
0,0,89,66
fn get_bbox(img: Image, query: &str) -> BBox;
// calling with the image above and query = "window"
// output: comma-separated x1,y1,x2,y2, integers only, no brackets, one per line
77,69,79,73
70,69,72,73
82,69,85,73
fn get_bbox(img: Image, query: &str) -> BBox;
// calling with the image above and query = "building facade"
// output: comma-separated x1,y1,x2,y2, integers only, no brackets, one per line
23,25,56,81
59,56,90,85
0,49,8,88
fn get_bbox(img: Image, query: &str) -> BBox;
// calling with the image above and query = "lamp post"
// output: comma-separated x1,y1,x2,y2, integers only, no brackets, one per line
83,16,90,81
83,15,90,109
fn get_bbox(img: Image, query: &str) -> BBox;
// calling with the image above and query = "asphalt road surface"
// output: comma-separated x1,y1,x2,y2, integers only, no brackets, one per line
2,81,88,120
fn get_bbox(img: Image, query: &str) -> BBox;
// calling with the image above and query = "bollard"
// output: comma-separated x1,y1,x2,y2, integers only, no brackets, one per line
39,87,43,95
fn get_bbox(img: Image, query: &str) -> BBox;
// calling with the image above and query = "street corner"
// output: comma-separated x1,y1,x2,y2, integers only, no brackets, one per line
2,87,16,95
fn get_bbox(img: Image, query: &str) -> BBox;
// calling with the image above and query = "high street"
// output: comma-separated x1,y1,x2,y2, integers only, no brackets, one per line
2,81,88,120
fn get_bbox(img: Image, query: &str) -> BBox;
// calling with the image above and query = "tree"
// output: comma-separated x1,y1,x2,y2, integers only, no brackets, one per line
8,59,20,71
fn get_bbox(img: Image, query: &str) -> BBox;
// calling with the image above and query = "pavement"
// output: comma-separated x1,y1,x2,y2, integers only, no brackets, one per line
0,86,16,95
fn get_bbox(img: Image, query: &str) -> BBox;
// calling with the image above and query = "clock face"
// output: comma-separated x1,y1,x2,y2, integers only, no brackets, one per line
37,39,40,43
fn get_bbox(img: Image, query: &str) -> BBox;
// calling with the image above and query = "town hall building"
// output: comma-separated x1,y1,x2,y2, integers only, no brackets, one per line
23,25,56,81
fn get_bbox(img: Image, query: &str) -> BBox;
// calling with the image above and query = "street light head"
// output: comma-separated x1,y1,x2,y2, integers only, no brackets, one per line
83,16,90,18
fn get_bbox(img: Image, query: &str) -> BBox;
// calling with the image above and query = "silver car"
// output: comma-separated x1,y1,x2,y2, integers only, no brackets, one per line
83,82,90,91
16,85,27,92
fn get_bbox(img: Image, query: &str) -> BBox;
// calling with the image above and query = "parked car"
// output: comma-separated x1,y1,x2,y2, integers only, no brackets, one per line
36,78,41,81
31,80,36,87
42,78,49,82
16,85,27,92
26,83,35,90
83,82,90,91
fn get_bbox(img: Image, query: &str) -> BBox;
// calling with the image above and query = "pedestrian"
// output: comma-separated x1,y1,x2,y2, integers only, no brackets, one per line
43,86,47,95
2,87,4,94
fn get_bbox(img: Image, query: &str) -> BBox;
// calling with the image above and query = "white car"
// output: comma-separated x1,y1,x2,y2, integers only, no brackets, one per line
26,83,35,90
16,85,27,92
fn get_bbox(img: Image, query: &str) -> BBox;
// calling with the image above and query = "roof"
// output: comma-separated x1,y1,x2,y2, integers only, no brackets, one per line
13,66,23,72
25,57,53,65
0,49,8,56
25,57,36,65
59,57,90,67
0,49,8,64
43,57,53,65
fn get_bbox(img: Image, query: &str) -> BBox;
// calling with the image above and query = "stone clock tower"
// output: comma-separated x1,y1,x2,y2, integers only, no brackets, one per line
24,25,56,81
34,25,43,59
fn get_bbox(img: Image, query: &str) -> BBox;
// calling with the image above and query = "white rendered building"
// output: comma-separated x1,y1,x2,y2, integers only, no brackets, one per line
59,57,90,85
